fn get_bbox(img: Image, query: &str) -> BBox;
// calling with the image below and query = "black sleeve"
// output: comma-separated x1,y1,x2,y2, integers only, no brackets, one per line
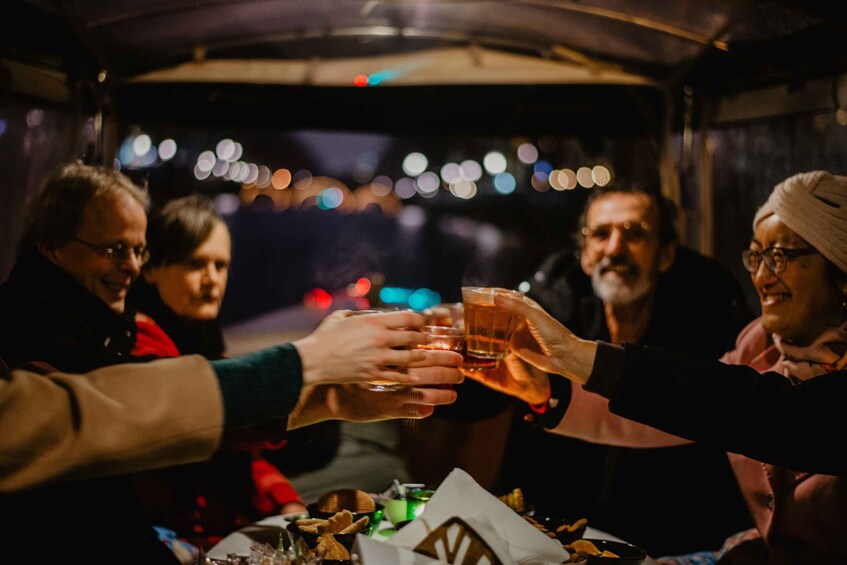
586,343,847,474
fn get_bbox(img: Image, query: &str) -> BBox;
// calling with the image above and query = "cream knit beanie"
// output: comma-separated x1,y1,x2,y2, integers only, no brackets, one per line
753,171,847,274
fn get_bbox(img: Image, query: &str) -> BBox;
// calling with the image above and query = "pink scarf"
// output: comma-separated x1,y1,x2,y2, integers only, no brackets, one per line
772,322,847,381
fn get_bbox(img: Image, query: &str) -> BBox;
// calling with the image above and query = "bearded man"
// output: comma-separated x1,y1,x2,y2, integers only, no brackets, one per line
497,186,755,557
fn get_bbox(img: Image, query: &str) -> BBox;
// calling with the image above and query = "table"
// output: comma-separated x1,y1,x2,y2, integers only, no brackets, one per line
209,515,658,564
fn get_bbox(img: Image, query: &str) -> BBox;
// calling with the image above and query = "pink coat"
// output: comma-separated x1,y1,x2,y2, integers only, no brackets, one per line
552,319,847,562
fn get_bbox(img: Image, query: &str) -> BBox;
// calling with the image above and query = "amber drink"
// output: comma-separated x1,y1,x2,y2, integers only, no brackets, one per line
461,287,522,359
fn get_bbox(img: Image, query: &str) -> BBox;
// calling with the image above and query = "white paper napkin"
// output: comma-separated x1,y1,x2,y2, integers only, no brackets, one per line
354,534,449,565
387,468,568,565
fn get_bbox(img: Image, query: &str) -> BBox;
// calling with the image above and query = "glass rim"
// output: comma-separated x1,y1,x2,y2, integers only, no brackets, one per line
421,325,465,335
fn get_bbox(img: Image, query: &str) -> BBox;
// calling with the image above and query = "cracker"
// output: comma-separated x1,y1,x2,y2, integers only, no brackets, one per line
338,515,369,534
318,509,353,534
316,534,350,561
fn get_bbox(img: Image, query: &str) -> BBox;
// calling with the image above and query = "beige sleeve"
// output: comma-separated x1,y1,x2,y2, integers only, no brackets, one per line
0,355,223,492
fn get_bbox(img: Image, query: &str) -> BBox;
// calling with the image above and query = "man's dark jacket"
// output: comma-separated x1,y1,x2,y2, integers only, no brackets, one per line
499,246,755,556
0,247,180,564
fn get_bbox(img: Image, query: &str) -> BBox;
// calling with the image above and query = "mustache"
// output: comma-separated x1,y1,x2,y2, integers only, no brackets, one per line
596,255,639,276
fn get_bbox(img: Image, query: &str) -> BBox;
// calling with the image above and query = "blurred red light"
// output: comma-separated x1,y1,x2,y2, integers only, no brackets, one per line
304,288,333,310
353,74,369,87
355,277,371,295
314,288,332,309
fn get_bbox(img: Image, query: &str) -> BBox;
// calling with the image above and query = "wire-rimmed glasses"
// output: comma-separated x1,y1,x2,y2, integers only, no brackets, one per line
70,236,148,265
741,246,818,274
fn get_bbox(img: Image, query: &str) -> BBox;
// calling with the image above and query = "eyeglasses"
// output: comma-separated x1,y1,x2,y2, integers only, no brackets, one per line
582,221,651,245
741,246,819,274
71,236,148,264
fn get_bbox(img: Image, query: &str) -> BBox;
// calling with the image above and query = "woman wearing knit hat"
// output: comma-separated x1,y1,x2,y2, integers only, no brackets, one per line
468,171,847,563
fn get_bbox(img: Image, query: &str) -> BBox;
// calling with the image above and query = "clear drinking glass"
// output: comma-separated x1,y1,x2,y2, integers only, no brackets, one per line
348,309,411,392
461,287,523,359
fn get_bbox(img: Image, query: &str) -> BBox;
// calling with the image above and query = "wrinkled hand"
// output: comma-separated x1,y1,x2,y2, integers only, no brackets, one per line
461,354,551,405
494,293,596,384
287,370,462,429
293,310,461,387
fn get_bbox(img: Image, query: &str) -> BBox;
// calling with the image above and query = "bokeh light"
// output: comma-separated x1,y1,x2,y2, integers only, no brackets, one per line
517,143,539,164
494,172,516,194
592,165,612,186
394,177,417,199
402,152,428,176
194,163,211,180
450,179,477,199
483,151,507,175
370,175,393,196
440,163,462,184
561,168,578,190
216,139,235,161
533,160,553,175
158,139,177,161
576,166,595,188
292,169,313,189
272,168,292,190
460,160,483,182
415,171,440,196
317,187,344,209
531,172,550,191
197,150,216,172
132,134,152,157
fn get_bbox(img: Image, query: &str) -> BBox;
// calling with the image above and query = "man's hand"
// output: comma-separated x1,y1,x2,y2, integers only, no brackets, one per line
292,310,462,387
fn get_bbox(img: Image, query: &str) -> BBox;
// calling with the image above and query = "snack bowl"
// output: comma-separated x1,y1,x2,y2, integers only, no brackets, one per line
306,501,384,536
566,539,647,564
286,521,358,553
518,502,536,517
521,514,588,544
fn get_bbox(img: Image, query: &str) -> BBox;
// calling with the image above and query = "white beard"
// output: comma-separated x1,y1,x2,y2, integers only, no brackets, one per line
591,264,654,306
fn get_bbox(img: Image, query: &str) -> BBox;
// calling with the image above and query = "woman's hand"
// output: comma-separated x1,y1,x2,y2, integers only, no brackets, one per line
287,380,461,429
292,310,462,387
494,293,597,385
461,355,551,405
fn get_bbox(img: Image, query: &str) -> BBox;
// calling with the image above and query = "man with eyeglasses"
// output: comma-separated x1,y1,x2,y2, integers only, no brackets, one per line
0,162,151,371
495,185,754,557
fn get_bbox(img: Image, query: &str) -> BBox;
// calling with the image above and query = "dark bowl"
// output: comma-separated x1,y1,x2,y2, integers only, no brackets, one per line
523,514,588,544
306,501,384,536
575,539,647,564
518,502,536,516
286,521,358,553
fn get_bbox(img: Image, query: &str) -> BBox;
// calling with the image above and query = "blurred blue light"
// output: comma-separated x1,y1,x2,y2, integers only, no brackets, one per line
494,172,516,194
408,288,441,312
534,160,553,175
380,287,413,305
368,69,400,86
118,138,136,166
141,146,158,167
317,187,344,210
0,119,7,138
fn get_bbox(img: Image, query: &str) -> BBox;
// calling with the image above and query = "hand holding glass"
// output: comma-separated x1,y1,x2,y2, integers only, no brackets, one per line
347,310,413,391
462,287,523,359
